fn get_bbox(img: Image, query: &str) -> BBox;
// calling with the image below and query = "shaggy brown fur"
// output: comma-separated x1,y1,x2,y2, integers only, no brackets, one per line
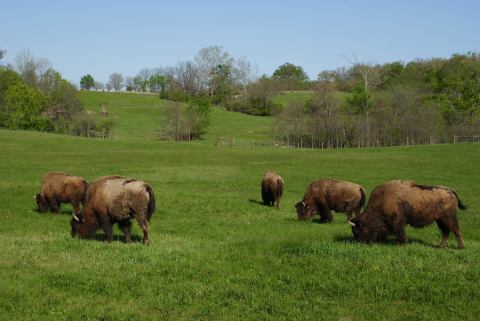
35,172,87,215
295,179,366,222
261,171,284,209
349,180,467,249
71,176,156,244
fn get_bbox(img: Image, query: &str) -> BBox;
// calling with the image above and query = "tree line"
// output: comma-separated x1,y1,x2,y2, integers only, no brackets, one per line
81,46,311,118
0,49,113,137
274,53,480,148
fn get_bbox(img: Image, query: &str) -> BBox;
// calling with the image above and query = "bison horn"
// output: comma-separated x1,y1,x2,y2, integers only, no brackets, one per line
301,201,305,207
72,213,80,222
347,220,356,227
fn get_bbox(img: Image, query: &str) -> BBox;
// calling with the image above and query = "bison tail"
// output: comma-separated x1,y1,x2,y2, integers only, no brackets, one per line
359,186,366,209
448,188,467,210
145,184,156,221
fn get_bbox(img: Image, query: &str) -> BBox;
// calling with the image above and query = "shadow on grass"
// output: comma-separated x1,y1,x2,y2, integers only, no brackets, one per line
284,217,332,224
73,233,144,244
249,199,267,206
34,208,74,216
333,234,446,249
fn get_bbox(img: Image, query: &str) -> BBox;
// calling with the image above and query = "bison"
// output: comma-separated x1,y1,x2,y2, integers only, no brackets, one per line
348,180,467,249
35,172,88,215
261,171,284,209
71,176,156,244
295,179,366,222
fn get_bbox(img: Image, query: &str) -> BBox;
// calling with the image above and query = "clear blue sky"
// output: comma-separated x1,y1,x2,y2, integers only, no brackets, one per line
1,0,479,84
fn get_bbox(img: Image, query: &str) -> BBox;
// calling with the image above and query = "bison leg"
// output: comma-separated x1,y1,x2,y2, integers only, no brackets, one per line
141,222,149,245
437,216,464,249
436,219,450,249
346,208,354,221
274,198,280,209
448,217,464,250
118,220,132,243
48,196,60,213
354,206,361,219
393,223,407,244
261,189,269,206
134,216,150,245
99,216,113,242
71,198,81,216
319,207,333,223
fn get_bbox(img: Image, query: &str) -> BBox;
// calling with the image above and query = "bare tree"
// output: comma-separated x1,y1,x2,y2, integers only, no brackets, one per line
14,49,51,87
234,56,257,108
124,76,134,91
175,61,200,96
137,68,152,92
195,45,233,96
94,81,104,91
108,73,123,91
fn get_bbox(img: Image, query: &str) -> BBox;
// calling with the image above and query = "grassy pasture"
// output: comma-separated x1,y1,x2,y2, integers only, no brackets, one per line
79,92,272,144
0,92,479,320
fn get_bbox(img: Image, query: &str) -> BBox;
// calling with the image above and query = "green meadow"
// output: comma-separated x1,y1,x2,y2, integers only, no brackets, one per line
0,92,479,320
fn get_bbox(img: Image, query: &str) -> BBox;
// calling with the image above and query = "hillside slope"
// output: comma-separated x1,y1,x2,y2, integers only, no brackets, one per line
79,91,272,143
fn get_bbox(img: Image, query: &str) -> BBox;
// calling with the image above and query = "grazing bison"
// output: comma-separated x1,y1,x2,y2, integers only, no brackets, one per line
348,180,466,249
71,176,156,244
295,179,365,222
35,172,87,215
261,171,284,209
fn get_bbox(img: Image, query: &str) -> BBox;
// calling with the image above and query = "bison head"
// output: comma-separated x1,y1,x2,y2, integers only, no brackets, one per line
35,193,48,213
71,212,97,239
295,201,314,220
348,214,386,243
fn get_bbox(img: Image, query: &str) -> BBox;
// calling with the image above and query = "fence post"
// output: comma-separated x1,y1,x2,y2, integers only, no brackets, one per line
453,133,457,144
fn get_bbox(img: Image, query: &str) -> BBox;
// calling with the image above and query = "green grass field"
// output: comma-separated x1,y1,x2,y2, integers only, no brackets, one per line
79,92,272,144
0,92,479,320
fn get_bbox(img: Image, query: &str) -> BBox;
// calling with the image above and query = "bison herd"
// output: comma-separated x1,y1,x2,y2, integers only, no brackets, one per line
35,171,467,249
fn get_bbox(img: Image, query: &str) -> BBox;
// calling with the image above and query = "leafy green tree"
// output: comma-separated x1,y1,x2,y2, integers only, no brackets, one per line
80,74,95,90
431,53,480,127
273,63,309,82
211,64,233,105
186,97,211,138
149,74,166,93
3,82,50,130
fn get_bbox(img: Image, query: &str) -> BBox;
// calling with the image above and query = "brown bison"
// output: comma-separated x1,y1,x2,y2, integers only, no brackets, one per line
348,180,467,249
35,172,88,215
261,171,284,209
71,176,156,244
295,179,366,222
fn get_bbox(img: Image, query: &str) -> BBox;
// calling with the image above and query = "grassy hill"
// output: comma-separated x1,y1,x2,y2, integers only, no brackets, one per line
0,92,479,320
79,91,272,144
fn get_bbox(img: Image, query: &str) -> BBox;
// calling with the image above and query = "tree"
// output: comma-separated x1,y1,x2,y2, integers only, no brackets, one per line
174,61,200,96
14,49,40,87
137,68,151,92
0,49,5,61
273,63,309,82
3,82,49,130
195,46,233,96
80,74,95,90
149,74,166,93
210,64,233,105
94,81,104,91
234,56,257,107
108,73,123,91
